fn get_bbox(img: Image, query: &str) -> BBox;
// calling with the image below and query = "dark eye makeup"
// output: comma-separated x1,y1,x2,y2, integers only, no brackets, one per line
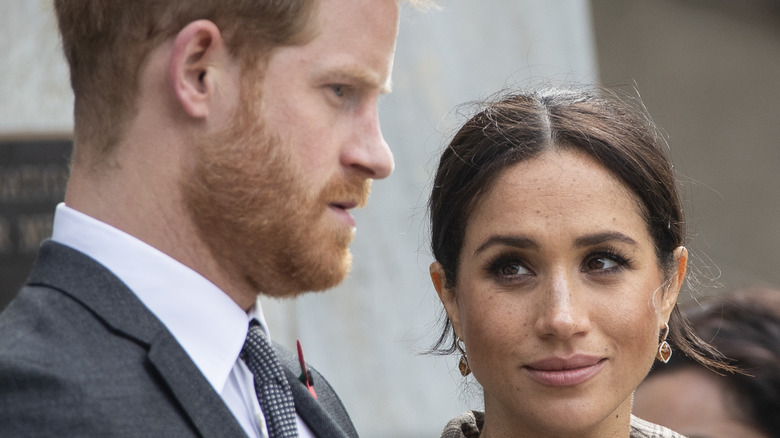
581,246,633,274
483,253,532,284
482,245,634,285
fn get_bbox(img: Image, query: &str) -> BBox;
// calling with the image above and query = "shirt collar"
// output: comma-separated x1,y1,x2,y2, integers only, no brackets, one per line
50,202,271,392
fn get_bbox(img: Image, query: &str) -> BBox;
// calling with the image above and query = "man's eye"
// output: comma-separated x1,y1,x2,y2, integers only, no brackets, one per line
331,85,345,97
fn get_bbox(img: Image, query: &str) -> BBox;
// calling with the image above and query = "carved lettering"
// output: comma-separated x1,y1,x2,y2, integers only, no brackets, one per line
0,216,11,255
17,214,53,254
0,165,69,203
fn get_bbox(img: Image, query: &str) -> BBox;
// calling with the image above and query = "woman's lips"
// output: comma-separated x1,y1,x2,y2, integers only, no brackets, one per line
524,355,606,387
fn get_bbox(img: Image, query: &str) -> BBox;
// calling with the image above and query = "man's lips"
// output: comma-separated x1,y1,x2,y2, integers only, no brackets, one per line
328,202,358,227
524,355,606,387
330,201,358,210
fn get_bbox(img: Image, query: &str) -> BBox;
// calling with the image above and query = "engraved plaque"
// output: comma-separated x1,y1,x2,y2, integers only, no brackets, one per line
0,140,71,309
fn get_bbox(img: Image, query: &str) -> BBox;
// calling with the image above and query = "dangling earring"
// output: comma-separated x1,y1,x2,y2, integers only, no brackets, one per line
656,323,672,363
456,337,471,376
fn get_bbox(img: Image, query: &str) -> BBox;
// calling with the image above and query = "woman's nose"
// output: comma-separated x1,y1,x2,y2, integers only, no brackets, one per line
534,273,590,340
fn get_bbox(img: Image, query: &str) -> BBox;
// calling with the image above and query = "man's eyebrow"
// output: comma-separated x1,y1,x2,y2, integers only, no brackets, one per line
316,66,393,94
380,78,392,95
574,231,638,248
475,235,538,255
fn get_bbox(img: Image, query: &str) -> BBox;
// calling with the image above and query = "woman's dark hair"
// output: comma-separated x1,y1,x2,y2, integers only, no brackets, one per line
428,87,734,373
646,287,780,437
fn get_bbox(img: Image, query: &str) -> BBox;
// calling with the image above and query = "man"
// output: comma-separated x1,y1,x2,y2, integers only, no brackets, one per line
0,0,404,436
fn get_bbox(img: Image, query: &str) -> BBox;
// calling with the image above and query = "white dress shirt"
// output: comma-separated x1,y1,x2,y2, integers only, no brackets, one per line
51,203,314,438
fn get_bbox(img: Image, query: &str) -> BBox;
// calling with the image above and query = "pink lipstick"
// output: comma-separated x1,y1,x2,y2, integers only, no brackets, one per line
524,355,605,387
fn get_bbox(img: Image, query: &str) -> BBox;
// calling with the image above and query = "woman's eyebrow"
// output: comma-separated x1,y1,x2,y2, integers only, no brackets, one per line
475,235,538,255
574,231,638,248
474,231,639,256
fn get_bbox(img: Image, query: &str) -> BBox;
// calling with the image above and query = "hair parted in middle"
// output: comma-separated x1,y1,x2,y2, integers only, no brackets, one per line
428,87,736,374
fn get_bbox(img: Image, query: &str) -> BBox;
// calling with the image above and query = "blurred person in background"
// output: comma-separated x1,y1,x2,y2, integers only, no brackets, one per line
634,287,780,438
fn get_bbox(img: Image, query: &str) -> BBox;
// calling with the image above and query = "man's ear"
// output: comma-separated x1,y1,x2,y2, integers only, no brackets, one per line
169,20,230,119
661,246,688,322
430,262,462,337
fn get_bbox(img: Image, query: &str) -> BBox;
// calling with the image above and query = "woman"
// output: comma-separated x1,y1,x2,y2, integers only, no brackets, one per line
634,287,780,438
428,88,735,437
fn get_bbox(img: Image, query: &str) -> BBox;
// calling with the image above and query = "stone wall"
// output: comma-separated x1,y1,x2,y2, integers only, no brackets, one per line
0,1,597,436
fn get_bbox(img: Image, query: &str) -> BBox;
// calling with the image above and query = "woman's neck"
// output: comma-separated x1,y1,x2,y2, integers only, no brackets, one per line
480,401,632,438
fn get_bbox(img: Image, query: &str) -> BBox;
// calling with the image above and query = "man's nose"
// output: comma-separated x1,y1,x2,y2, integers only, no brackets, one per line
341,106,394,179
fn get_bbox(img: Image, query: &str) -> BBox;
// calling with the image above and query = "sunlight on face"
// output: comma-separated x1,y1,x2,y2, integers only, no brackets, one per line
183,0,400,299
440,148,679,437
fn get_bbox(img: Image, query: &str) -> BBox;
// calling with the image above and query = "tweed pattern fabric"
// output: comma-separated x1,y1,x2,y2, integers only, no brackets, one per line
440,411,686,438
242,322,299,438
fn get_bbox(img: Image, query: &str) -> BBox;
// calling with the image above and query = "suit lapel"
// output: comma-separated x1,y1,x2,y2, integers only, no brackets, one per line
283,368,352,437
27,241,247,438
273,343,358,438
148,334,248,438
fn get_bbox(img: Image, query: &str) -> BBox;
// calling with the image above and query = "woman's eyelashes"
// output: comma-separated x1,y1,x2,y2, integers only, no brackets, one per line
483,246,634,284
484,254,533,283
581,247,632,275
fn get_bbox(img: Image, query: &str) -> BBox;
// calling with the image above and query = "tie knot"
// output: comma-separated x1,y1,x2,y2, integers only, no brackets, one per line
242,323,287,386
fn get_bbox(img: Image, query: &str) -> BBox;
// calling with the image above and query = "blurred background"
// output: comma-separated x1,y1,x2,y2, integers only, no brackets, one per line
1,0,779,436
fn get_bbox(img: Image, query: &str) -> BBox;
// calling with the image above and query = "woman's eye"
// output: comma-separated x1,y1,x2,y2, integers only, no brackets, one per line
582,250,630,273
488,257,531,279
585,257,619,271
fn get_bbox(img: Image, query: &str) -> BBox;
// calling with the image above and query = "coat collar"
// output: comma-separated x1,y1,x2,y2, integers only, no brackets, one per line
274,341,359,438
27,240,248,438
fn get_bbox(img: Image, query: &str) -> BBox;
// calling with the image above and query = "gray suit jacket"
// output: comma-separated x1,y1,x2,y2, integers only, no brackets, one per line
0,241,359,438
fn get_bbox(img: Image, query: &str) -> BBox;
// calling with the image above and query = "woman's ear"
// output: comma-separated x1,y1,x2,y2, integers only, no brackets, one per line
430,262,462,337
661,246,688,322
169,20,232,119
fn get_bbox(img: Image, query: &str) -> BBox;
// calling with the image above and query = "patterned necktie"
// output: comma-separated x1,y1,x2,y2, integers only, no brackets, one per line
241,322,299,438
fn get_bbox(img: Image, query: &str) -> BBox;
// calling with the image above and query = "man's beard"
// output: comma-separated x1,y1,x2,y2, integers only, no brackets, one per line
181,89,371,298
